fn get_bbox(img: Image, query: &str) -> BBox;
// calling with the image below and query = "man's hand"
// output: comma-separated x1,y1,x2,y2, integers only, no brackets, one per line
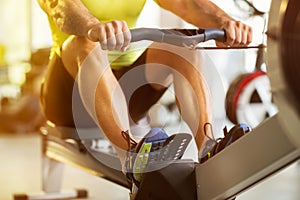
87,20,131,52
216,20,253,47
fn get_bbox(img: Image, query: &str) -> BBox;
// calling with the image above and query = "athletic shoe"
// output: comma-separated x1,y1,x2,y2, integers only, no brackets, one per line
200,123,251,163
122,127,192,189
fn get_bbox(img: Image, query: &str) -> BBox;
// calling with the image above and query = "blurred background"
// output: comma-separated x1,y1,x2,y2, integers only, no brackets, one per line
0,0,299,200
0,0,50,134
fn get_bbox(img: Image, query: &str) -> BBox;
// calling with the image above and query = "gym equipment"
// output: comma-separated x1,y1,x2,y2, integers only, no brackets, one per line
267,0,300,147
225,70,277,128
14,2,300,197
225,0,277,128
197,1,300,199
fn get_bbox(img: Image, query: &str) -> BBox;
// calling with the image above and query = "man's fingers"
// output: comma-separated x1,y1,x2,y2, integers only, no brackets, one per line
246,26,253,45
235,21,243,46
120,20,131,52
99,27,108,50
224,21,236,46
220,20,252,47
87,20,131,51
122,30,131,52
105,24,117,50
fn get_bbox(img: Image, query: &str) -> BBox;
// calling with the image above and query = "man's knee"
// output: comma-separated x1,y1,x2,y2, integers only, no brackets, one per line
61,36,98,77
62,36,95,61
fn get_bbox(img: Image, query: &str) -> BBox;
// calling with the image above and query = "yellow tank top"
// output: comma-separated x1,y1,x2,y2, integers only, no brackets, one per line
48,0,147,69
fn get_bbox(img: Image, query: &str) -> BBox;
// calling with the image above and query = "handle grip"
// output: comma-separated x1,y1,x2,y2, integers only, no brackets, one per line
130,28,226,47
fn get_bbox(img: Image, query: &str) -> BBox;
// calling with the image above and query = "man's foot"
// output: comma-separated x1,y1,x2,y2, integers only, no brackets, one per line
123,128,192,189
200,123,251,163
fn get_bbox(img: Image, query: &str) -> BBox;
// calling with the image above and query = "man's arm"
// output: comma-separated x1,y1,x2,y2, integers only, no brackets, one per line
37,0,130,51
155,0,252,46
37,0,99,36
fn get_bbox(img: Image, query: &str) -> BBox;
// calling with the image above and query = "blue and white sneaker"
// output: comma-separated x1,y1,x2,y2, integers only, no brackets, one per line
122,128,192,189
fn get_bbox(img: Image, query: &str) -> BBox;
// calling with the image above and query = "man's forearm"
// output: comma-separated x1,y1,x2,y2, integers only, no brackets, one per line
37,0,100,36
155,0,232,28
190,0,231,28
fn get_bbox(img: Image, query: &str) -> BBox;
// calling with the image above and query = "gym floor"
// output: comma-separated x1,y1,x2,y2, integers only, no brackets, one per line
0,132,299,200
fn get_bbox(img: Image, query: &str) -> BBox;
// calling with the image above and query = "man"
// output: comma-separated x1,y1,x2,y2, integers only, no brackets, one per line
38,0,252,192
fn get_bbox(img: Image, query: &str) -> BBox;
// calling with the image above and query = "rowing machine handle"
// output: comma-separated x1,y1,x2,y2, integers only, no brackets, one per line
130,28,226,47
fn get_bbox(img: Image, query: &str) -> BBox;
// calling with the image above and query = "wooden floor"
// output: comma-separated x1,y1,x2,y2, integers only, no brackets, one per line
0,133,299,200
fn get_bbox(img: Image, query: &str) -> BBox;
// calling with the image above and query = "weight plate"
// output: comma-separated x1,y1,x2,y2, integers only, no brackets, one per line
225,71,277,127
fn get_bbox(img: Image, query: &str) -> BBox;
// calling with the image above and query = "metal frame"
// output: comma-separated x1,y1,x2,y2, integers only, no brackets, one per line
195,114,300,200
41,129,129,188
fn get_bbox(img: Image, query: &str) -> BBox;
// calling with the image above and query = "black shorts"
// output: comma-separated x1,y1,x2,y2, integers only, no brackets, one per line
40,49,167,128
